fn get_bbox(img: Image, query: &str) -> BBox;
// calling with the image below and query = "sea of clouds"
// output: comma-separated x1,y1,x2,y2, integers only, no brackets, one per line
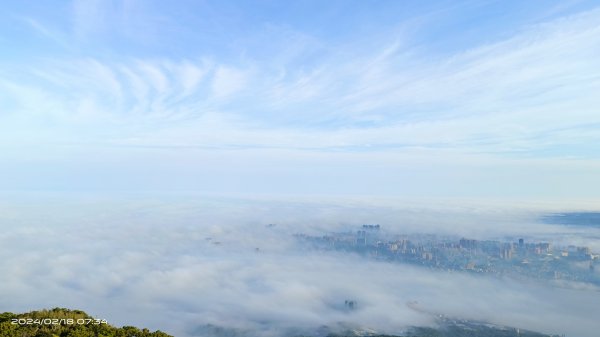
0,193,599,337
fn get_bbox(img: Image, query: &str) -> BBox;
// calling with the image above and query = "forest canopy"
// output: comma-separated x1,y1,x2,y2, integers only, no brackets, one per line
0,308,172,337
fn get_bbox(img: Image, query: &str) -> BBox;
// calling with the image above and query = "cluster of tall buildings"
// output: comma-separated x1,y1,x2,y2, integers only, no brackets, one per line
295,225,599,285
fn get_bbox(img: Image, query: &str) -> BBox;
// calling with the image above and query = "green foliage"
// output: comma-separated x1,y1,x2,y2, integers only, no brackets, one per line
0,313,16,324
0,308,172,337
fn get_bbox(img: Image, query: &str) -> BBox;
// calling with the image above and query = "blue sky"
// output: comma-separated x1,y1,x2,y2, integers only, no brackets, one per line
1,0,600,198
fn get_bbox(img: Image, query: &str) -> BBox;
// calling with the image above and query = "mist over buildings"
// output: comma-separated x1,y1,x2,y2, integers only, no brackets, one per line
1,194,599,337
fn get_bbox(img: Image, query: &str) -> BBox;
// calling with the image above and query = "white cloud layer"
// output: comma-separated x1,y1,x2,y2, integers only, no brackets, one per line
1,195,599,336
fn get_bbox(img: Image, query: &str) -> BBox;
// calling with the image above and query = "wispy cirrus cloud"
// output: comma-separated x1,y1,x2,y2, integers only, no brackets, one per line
3,7,600,154
1,2,599,196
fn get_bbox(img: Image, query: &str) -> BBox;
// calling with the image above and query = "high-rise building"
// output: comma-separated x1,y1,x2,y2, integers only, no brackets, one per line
501,245,513,260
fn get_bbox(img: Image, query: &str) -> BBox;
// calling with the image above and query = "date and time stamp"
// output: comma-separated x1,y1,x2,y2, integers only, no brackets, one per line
11,318,108,326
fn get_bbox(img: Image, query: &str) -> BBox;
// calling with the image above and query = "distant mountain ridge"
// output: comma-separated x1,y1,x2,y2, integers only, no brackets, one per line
542,212,600,227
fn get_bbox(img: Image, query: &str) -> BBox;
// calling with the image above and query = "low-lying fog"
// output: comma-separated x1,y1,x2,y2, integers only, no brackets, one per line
1,193,599,336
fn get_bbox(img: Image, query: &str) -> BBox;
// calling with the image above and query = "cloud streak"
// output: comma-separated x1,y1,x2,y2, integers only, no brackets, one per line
2,7,600,157
1,4,599,201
